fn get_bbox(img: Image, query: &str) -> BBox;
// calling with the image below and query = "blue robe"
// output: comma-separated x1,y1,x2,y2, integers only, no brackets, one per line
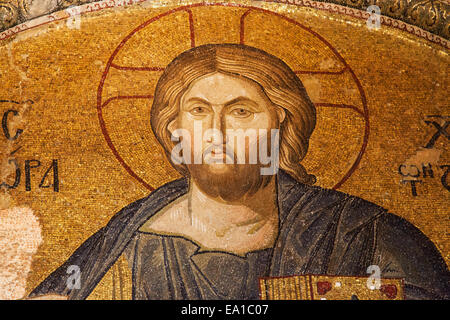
30,170,450,299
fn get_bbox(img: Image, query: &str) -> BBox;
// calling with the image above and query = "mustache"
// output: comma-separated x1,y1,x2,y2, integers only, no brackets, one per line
202,144,236,160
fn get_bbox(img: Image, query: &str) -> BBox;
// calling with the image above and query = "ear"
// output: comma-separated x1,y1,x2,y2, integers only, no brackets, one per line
276,108,286,124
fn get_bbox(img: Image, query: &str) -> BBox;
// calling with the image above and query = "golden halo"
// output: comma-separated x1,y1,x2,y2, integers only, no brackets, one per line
97,3,369,191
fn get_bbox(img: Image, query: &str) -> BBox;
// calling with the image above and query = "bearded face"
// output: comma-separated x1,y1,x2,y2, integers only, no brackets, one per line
169,72,284,202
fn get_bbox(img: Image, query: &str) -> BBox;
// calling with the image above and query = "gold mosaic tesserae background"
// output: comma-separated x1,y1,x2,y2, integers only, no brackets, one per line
0,0,448,299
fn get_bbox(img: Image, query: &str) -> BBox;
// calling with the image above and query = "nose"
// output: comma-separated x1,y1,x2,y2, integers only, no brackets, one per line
207,109,226,144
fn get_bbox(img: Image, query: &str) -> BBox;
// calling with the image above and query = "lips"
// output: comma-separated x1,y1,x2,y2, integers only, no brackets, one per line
203,145,234,162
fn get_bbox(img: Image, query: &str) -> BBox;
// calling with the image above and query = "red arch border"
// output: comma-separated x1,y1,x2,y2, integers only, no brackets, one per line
96,2,370,191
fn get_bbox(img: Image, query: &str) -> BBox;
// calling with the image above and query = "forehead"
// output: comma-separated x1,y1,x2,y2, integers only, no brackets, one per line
181,72,270,105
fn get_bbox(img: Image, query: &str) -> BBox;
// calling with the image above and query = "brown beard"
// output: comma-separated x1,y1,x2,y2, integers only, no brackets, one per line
186,162,273,202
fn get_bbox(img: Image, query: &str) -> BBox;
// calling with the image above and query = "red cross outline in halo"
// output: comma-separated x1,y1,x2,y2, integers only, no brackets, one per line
97,3,370,192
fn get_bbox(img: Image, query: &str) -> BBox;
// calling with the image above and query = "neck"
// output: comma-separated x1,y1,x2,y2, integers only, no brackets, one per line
187,176,279,230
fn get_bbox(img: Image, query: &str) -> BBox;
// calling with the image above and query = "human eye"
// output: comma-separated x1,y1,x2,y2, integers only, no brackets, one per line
189,105,209,116
230,106,253,118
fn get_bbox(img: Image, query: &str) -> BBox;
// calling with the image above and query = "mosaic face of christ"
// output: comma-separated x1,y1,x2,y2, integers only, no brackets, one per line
168,71,284,202
150,43,317,187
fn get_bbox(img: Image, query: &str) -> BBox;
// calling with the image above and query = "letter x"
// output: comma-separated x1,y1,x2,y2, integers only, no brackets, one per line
424,120,449,148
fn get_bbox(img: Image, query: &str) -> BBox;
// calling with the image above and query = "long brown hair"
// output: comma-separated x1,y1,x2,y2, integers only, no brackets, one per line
150,43,316,184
